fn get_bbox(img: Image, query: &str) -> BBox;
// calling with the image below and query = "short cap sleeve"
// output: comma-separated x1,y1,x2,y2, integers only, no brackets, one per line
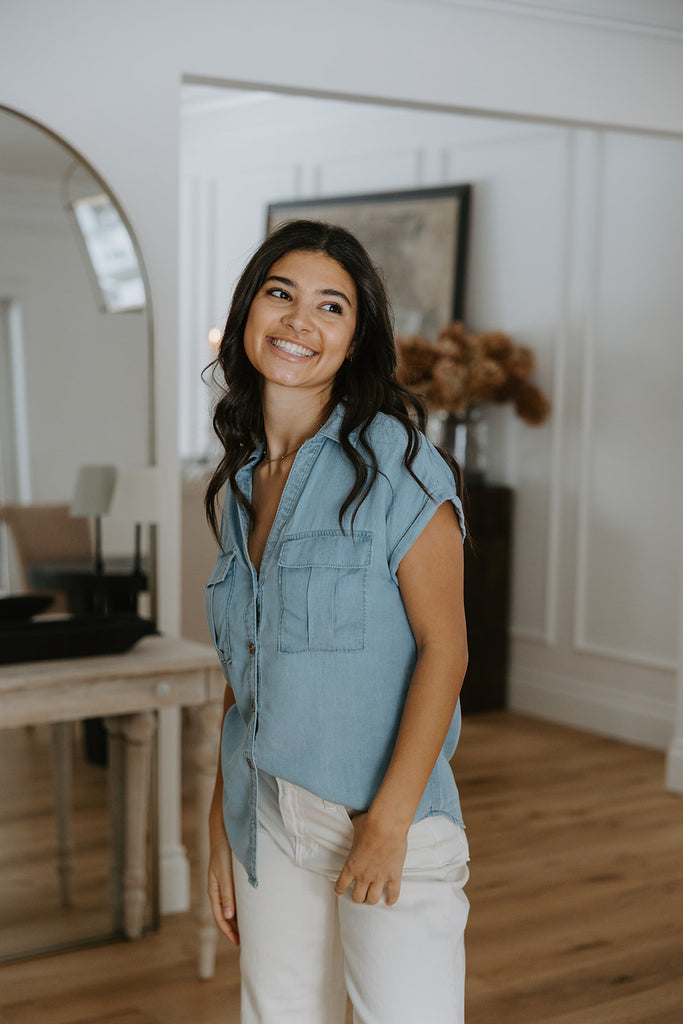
385,435,465,580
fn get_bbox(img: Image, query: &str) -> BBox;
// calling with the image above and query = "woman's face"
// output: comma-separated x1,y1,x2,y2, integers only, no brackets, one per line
243,249,357,401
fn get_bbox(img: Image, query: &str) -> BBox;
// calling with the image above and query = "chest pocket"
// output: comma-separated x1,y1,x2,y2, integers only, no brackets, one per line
278,531,372,654
205,550,237,664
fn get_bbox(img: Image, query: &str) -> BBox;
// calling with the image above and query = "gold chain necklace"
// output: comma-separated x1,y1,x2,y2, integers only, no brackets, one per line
261,443,303,464
261,414,327,464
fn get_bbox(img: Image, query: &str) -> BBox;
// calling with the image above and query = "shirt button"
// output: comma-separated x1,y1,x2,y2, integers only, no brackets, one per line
246,756,254,770
247,641,256,655
250,698,256,713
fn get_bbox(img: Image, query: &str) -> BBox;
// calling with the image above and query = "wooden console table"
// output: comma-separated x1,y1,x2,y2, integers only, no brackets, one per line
0,635,224,978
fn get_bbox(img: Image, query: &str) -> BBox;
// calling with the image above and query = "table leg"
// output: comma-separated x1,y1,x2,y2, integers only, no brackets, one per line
50,721,74,907
104,717,126,933
104,711,156,940
188,700,223,979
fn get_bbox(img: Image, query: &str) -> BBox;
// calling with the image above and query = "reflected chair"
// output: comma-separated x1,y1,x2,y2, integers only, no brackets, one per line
0,503,93,613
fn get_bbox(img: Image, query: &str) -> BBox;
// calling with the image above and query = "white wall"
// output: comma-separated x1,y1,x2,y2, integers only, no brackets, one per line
0,171,150,580
2,0,682,914
0,178,149,503
180,91,683,752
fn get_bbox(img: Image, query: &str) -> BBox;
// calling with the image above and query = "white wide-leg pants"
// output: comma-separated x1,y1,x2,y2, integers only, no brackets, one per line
232,773,470,1024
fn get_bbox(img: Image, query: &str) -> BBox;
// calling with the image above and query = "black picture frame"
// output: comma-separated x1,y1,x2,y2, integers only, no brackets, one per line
266,184,471,337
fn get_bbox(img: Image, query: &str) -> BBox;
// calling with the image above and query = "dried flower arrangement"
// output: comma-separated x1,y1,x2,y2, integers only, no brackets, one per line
395,321,551,425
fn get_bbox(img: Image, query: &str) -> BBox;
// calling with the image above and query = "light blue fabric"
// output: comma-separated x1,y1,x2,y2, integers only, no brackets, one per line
205,404,466,886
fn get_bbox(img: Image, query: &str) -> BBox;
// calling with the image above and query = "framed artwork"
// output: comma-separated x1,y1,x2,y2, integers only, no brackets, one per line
266,184,471,337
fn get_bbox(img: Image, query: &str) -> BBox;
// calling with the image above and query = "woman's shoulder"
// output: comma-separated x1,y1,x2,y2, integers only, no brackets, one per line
361,411,423,454
359,412,466,546
361,412,451,485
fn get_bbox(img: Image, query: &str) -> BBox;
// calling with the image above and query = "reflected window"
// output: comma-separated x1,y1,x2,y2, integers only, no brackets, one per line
70,194,146,313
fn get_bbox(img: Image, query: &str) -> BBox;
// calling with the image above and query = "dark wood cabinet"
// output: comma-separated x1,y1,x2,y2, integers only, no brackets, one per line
460,484,513,714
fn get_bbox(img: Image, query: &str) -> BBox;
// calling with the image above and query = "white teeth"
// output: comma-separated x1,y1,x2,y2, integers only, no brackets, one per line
270,337,316,358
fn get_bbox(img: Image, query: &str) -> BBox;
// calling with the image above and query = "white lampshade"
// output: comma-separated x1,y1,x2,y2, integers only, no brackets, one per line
107,466,161,524
70,464,118,517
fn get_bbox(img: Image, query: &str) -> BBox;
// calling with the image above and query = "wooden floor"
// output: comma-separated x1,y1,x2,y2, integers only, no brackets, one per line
1,712,682,1023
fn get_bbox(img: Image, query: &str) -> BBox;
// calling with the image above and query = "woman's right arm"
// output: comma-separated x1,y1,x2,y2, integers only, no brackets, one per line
207,683,240,945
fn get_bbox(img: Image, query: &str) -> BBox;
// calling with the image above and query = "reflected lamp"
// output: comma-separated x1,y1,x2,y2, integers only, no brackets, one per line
107,467,161,575
69,464,117,574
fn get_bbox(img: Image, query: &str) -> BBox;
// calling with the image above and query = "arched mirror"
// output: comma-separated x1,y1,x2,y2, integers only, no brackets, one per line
0,106,156,960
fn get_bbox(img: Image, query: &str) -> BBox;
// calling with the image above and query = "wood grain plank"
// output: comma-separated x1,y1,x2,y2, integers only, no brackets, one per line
1,712,681,1024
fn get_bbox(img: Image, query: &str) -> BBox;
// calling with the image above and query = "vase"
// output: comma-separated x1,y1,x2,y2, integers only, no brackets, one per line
431,407,487,486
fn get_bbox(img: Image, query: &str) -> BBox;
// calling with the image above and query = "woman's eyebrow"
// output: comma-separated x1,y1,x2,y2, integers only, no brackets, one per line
265,274,295,288
320,288,353,308
265,275,353,309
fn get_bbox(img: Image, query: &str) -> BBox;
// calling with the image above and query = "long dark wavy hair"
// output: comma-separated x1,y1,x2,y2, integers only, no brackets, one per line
204,219,464,542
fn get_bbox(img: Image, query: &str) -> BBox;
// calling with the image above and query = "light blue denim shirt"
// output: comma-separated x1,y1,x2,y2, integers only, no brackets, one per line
205,404,466,885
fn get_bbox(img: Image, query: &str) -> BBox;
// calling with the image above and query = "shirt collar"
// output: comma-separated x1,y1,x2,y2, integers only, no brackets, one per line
244,441,265,469
318,402,346,443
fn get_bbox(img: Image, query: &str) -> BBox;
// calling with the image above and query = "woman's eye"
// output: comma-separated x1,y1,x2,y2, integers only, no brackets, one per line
322,302,343,315
266,287,290,300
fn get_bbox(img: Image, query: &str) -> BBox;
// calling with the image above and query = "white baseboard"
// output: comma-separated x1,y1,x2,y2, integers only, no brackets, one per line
159,841,191,914
509,665,675,751
666,736,683,793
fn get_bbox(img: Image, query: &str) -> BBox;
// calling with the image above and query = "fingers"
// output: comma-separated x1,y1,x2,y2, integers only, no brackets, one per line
385,878,401,906
334,864,355,897
335,865,401,906
208,865,240,946
334,812,406,906
219,897,240,946
347,876,400,905
351,879,368,904
365,880,388,906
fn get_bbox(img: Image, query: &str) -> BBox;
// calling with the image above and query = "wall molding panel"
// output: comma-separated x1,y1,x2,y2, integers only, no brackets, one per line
179,175,219,459
572,132,605,656
509,664,675,751
572,640,678,674
666,737,683,793
481,130,570,646
539,131,576,648
510,626,555,647
571,131,682,671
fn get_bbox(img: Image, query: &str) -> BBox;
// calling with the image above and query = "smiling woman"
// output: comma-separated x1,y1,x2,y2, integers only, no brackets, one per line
202,219,470,1024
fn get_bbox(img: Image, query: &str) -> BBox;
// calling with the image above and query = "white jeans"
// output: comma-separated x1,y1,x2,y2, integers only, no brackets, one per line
232,773,470,1024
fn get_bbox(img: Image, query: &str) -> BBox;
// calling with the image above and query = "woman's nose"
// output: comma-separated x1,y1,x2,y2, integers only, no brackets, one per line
282,302,312,334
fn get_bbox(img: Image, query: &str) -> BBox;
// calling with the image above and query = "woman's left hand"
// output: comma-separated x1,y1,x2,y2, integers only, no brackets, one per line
334,812,409,906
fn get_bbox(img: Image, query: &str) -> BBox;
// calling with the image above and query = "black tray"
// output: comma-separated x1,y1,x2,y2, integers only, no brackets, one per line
0,593,54,621
0,614,158,664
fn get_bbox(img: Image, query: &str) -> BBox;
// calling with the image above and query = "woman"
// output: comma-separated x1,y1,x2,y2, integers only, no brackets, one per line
205,219,470,1024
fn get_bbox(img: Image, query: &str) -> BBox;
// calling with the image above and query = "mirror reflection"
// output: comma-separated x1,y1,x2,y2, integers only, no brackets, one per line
0,107,154,961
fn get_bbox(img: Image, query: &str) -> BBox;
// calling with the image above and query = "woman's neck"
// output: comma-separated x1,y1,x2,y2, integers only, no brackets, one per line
260,387,330,463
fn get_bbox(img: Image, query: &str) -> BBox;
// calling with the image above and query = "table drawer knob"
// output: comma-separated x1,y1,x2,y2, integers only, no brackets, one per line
156,681,171,697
